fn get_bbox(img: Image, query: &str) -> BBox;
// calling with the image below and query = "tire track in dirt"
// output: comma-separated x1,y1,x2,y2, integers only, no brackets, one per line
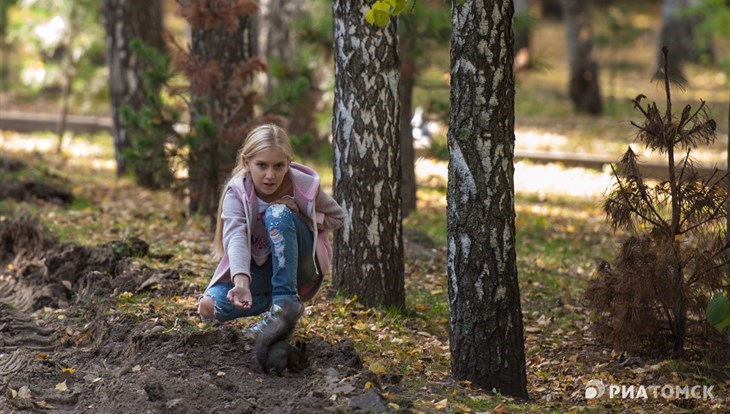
0,215,399,413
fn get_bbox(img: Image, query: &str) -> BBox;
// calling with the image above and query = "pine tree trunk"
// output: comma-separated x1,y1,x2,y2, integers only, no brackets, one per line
400,30,417,217
188,16,256,218
448,0,528,399
561,0,602,115
103,0,164,176
331,1,404,310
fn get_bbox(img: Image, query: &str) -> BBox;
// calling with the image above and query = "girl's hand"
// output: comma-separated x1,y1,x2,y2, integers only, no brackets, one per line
273,196,299,215
227,275,253,309
227,286,252,309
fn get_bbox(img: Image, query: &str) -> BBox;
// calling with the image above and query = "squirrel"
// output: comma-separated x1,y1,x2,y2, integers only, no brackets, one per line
261,338,308,376
253,300,307,375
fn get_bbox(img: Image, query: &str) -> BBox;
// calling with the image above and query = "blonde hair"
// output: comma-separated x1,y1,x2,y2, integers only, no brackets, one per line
212,124,294,259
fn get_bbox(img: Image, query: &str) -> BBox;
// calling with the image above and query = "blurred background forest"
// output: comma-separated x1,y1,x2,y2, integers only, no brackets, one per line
0,0,727,158
0,0,729,412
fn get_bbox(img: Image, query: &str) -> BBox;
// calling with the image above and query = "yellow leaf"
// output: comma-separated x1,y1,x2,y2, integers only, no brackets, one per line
55,381,68,392
364,381,374,389
493,403,509,414
35,401,55,409
6,263,14,270
354,322,368,331
434,398,448,410
387,403,400,410
369,361,387,375
197,323,207,329
9,388,17,398
38,353,48,359
61,367,76,374
453,402,473,412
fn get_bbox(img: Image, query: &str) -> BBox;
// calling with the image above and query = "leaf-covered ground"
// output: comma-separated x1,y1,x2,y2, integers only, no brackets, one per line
1,131,728,413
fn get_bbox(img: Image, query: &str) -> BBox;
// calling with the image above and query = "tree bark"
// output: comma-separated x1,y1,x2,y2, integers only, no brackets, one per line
399,24,417,217
103,0,164,176
448,0,528,399
331,1,404,310
188,15,256,218
561,0,602,115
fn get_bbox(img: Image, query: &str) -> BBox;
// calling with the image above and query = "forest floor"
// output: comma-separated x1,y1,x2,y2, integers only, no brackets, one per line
1,2,729,412
1,129,728,414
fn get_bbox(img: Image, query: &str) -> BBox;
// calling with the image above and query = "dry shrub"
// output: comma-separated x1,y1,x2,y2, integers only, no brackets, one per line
586,48,730,361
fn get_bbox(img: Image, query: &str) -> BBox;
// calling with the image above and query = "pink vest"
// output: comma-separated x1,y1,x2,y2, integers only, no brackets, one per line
207,163,332,302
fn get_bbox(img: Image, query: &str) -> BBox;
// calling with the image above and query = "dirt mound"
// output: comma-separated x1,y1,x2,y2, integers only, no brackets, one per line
0,180,74,205
0,155,25,173
0,216,391,413
0,216,180,311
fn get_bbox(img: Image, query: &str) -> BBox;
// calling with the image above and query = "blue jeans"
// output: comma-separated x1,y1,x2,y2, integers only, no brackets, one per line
203,205,316,322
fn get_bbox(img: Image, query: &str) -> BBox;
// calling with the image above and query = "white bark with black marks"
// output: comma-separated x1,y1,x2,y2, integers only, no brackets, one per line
448,0,528,399
331,1,404,310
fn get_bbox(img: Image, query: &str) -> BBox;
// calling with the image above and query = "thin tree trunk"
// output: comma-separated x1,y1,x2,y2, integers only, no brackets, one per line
448,0,528,399
400,26,417,217
103,0,164,176
332,1,404,310
513,0,531,69
56,7,79,153
658,0,704,76
188,16,256,218
561,0,602,115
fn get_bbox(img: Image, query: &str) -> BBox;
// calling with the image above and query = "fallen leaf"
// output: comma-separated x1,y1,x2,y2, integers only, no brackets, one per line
9,388,17,398
55,381,68,392
369,361,387,375
434,398,448,410
493,403,509,414
132,365,142,372
61,367,76,374
364,381,374,389
217,371,226,377
18,386,31,399
35,401,55,409
387,402,401,410
37,353,48,359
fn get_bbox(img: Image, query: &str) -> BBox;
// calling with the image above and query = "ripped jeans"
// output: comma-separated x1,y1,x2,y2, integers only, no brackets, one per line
203,205,317,322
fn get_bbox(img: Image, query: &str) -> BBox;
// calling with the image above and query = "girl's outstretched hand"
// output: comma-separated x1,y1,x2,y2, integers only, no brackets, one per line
227,285,252,309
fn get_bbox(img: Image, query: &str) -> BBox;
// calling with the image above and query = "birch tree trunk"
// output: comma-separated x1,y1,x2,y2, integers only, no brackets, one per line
448,0,528,398
331,1,404,310
188,15,256,218
103,0,164,176
561,0,602,115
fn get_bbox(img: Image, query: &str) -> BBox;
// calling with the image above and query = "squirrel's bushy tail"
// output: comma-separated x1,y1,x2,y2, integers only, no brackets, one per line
252,299,303,370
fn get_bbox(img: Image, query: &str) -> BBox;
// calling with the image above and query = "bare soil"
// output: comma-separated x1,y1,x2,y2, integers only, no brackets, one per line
0,216,403,413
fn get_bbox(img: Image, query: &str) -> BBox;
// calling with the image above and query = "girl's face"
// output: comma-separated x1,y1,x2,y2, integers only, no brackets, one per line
244,147,290,196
